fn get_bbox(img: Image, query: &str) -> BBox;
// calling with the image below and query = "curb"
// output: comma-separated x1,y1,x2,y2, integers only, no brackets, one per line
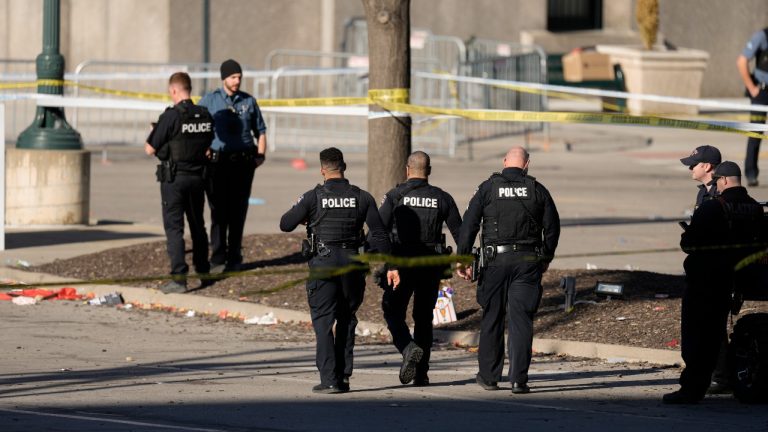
2,267,682,366
433,329,682,366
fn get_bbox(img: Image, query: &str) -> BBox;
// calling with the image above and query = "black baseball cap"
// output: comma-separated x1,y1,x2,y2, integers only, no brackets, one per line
711,161,742,179
680,145,721,166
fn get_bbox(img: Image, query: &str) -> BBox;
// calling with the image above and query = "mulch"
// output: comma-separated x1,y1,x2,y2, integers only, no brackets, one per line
35,233,768,351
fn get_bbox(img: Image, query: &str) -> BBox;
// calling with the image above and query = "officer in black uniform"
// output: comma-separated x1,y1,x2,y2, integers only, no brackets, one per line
280,147,398,394
378,151,462,386
456,146,560,394
664,161,764,404
679,145,733,395
145,72,213,293
679,145,721,210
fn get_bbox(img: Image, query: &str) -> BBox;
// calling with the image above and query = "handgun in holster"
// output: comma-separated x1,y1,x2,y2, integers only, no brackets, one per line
301,233,316,259
155,160,177,183
470,246,484,282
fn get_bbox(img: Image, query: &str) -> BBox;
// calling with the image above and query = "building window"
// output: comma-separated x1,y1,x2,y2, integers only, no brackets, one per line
547,0,603,32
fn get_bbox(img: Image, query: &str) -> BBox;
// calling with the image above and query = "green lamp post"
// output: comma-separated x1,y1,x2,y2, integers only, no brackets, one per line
17,0,82,150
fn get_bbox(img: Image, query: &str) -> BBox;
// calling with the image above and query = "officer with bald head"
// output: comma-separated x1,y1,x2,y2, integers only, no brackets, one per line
457,146,560,394
378,151,462,386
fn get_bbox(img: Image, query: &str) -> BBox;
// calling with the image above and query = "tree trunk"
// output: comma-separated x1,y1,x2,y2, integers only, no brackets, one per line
362,0,411,202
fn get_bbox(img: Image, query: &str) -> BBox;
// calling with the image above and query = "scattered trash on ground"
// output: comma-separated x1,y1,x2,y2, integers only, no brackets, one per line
87,292,124,306
586,263,598,270
245,312,277,325
1,287,81,303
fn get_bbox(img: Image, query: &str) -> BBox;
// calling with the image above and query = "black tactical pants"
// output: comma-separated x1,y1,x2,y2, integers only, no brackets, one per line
679,270,731,398
746,86,768,182
382,265,443,379
306,247,366,387
160,174,209,278
206,159,256,267
477,253,542,385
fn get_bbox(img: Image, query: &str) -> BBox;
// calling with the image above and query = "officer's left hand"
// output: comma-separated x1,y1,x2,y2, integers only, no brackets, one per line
255,154,266,168
144,142,156,156
386,269,401,289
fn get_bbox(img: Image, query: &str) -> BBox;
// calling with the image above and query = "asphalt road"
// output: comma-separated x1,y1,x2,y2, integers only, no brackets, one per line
2,301,767,432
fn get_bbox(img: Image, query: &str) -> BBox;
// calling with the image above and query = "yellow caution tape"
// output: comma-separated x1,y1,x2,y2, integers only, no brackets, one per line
371,98,768,140
3,81,766,139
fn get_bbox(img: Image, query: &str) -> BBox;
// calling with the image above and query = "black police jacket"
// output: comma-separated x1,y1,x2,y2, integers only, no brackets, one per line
279,178,392,253
147,100,214,173
694,182,718,210
682,186,764,273
379,178,462,252
458,167,560,263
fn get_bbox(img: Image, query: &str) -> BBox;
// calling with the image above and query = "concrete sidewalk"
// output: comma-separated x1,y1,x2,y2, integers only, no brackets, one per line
0,266,683,366
5,299,760,432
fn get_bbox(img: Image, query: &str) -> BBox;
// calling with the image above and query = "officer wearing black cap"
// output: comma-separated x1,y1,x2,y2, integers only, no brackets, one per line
679,145,721,210
664,161,764,404
456,146,560,394
280,147,398,394
378,151,462,386
145,72,213,293
199,59,267,273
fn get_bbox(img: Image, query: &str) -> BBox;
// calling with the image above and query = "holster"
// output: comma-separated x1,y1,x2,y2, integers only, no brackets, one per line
471,246,485,282
301,233,316,259
155,161,176,183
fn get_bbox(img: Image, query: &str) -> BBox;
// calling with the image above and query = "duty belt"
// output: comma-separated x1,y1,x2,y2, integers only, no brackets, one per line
493,244,540,254
213,149,255,162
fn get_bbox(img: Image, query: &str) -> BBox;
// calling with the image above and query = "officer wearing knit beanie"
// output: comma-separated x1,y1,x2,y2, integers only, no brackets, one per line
220,59,242,80
198,59,268,273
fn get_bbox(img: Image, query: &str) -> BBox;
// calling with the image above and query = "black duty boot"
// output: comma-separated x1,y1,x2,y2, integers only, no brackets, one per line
511,382,531,394
312,384,345,394
476,373,500,391
160,280,187,294
399,342,424,385
662,389,702,404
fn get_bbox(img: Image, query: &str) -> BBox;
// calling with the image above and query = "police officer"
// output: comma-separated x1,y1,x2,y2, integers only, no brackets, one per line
456,146,560,394
145,72,213,293
679,145,721,210
664,161,764,404
199,59,267,273
737,27,768,187
280,147,398,394
378,151,462,386
679,145,733,395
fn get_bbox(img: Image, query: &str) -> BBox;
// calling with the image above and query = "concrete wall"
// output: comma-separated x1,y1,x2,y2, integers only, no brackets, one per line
3,0,768,96
660,0,768,97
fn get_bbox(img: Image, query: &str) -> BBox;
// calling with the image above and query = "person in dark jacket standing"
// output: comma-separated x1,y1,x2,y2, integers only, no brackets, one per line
664,161,765,404
145,72,213,293
378,151,462,386
280,147,398,394
456,146,560,394
199,59,267,273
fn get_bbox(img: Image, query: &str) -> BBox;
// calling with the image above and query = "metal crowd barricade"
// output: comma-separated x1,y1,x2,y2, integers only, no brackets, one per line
266,66,461,156
459,39,547,150
266,67,369,154
0,59,37,143
69,61,271,147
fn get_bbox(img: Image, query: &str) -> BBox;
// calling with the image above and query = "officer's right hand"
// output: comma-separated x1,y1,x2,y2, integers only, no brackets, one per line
749,85,761,98
386,269,401,289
